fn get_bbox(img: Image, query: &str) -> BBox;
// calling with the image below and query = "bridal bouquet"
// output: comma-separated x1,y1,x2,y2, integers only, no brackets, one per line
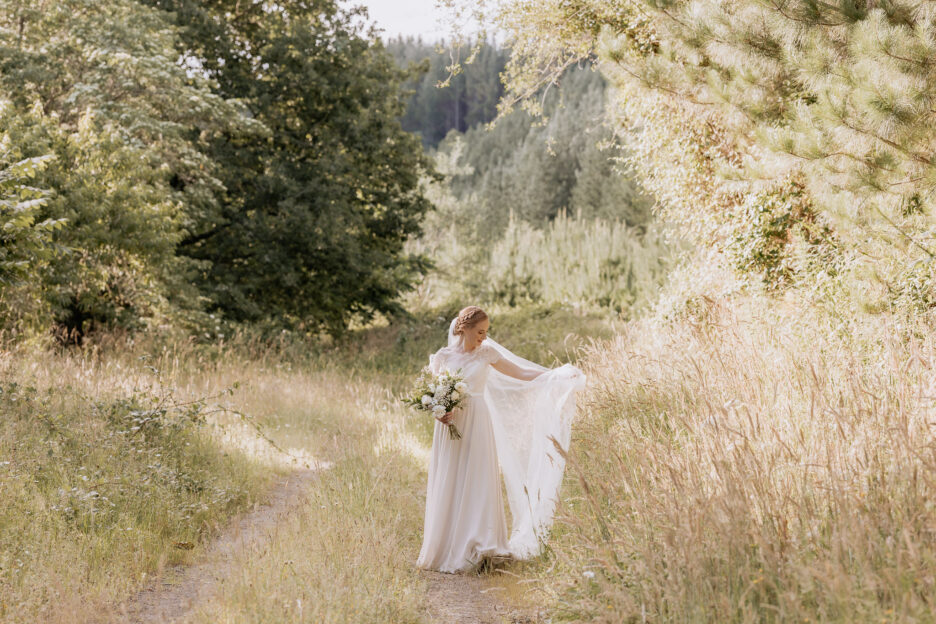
403,367,468,440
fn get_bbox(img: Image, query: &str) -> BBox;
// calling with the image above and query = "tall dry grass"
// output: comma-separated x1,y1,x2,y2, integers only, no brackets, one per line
0,341,278,623
0,329,405,623
534,297,936,622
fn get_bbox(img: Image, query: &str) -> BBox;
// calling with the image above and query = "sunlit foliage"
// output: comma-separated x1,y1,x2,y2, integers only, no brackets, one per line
466,0,936,310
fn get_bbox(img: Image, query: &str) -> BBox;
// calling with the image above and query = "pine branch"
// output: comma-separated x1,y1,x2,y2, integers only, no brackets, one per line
610,59,717,109
767,0,848,27
836,114,933,167
873,202,936,258
179,221,233,248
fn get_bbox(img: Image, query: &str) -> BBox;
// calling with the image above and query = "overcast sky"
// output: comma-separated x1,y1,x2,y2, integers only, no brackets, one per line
355,0,451,42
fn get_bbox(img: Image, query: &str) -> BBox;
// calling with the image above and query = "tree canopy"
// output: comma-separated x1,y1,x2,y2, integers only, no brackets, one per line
146,0,434,333
466,0,936,307
0,0,433,338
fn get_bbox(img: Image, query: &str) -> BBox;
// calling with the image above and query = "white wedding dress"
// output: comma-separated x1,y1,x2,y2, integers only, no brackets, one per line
416,319,586,573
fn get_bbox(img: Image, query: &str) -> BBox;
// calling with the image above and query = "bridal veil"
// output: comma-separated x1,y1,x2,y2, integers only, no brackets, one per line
446,317,587,559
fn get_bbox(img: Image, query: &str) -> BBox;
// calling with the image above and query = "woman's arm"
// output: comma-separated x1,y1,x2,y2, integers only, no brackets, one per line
492,357,544,381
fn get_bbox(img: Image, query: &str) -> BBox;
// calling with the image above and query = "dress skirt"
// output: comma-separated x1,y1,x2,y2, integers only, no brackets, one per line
416,393,511,573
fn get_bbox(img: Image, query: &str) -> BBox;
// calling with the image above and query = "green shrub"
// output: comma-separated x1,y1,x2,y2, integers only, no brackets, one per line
486,210,673,315
726,176,839,291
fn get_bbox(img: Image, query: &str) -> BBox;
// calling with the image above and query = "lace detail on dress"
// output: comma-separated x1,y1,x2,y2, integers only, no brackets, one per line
479,343,502,365
434,342,494,365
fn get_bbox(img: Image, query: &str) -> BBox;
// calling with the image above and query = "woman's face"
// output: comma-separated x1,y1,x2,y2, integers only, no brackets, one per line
462,318,489,351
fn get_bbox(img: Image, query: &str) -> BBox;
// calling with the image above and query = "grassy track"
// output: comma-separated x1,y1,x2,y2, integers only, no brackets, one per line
177,304,613,622
0,304,612,623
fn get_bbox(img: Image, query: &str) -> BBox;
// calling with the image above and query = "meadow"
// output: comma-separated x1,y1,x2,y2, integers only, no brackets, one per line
0,304,614,623
7,281,936,622
7,0,936,621
530,296,936,622
7,196,936,622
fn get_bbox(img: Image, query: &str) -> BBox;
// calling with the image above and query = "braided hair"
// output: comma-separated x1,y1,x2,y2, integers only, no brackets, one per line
453,306,488,336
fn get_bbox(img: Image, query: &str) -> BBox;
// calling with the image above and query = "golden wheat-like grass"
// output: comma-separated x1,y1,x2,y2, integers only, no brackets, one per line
532,297,936,622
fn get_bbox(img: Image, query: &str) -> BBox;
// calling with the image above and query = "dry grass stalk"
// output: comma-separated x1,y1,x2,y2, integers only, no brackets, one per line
534,297,936,622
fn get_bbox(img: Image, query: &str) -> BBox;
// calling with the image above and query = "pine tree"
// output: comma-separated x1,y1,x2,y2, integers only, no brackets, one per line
473,0,936,305
438,64,651,239
387,37,509,147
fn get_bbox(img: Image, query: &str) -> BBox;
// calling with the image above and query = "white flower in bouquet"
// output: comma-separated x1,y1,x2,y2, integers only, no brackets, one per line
403,365,465,440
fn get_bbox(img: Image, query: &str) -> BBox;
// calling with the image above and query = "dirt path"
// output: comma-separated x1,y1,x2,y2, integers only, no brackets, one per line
422,568,547,624
98,466,543,624
103,468,319,624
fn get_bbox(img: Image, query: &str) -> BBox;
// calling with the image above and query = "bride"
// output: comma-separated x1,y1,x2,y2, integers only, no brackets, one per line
416,305,586,573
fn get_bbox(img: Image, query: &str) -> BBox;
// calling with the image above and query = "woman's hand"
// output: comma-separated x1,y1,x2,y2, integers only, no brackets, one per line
437,410,455,425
